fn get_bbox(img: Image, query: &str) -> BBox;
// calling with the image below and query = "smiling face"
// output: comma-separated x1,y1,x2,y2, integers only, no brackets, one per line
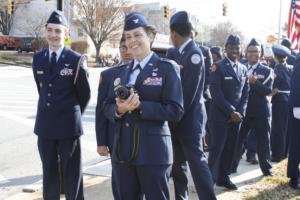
225,44,241,62
46,23,68,50
247,45,260,65
124,27,151,61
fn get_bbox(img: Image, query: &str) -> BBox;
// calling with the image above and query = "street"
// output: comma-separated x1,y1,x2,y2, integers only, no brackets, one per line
0,64,107,199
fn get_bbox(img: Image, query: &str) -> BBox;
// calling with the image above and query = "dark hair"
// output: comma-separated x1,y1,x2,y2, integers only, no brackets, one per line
170,22,192,37
120,34,126,44
274,53,286,60
144,25,157,37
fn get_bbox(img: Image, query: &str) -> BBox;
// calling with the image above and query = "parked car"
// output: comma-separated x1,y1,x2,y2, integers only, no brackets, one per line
16,37,34,53
0,35,23,50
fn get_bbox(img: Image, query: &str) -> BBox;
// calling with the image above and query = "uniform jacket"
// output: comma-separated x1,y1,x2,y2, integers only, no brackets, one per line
245,62,273,118
198,44,213,100
95,65,126,149
272,63,293,103
209,57,249,122
104,53,184,165
288,57,300,108
166,47,180,63
168,40,207,140
32,47,91,139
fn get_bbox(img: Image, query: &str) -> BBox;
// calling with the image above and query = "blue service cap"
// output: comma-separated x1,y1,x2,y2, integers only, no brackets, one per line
281,38,292,49
225,34,241,46
210,46,222,57
47,11,68,27
124,12,148,31
170,11,190,26
272,44,291,57
248,38,260,46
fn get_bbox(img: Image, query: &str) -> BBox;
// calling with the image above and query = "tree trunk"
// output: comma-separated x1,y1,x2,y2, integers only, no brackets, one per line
95,45,101,64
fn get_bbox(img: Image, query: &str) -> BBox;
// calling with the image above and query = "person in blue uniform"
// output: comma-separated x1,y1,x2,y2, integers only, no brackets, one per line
210,46,223,63
103,12,184,200
167,11,216,200
232,38,273,176
208,34,249,190
270,44,294,162
166,47,180,63
281,38,297,66
287,56,300,190
95,35,133,200
32,11,91,200
191,30,213,152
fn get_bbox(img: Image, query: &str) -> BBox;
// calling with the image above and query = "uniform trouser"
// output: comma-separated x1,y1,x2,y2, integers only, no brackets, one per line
172,137,216,200
109,147,120,200
232,117,272,174
114,163,171,200
204,99,211,147
208,121,240,182
37,136,84,200
271,102,289,160
287,110,300,179
245,130,257,159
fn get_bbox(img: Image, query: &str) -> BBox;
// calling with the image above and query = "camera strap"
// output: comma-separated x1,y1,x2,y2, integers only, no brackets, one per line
115,123,140,164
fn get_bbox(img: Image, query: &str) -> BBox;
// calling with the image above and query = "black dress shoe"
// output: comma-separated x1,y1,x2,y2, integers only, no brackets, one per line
271,157,283,163
216,179,237,190
231,167,237,174
289,178,300,189
263,171,273,177
246,157,258,165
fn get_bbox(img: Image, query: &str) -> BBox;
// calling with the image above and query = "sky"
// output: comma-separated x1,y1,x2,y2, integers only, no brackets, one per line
132,0,291,43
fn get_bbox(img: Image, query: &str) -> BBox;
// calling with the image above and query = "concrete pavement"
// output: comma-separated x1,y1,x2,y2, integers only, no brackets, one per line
6,155,267,200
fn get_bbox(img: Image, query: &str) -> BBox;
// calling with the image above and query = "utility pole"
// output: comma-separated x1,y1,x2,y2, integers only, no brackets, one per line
278,0,282,43
57,0,63,11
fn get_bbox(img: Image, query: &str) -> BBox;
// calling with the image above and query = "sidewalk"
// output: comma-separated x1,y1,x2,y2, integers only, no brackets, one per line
6,156,266,200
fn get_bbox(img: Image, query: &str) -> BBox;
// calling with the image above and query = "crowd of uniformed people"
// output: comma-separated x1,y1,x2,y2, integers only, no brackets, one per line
32,9,300,200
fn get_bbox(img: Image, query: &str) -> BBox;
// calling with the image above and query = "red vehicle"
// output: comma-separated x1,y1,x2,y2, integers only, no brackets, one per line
0,35,23,50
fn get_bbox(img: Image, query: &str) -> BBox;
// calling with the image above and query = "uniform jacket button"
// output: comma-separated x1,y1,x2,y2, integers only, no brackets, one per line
48,93,51,97
48,83,52,87
125,123,129,127
47,103,50,106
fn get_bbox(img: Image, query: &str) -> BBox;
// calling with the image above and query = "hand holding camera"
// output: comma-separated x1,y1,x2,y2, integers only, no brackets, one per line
115,85,140,114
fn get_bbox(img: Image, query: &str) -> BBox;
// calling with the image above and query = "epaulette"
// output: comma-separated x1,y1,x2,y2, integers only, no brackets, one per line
160,57,177,66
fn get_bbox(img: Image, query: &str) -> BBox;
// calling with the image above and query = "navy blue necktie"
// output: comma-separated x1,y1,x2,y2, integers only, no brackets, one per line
50,52,57,75
131,64,142,73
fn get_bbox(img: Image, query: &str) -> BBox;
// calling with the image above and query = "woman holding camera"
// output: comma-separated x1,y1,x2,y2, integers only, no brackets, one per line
103,12,184,200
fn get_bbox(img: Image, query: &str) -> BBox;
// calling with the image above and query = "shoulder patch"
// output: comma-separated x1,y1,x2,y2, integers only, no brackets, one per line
210,64,217,72
191,54,201,64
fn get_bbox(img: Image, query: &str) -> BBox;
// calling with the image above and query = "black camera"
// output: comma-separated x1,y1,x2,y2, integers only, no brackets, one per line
114,85,135,100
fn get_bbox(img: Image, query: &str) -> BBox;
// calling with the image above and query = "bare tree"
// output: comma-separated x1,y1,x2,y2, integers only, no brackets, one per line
73,0,129,62
19,12,47,39
18,11,48,50
0,10,14,35
210,21,245,47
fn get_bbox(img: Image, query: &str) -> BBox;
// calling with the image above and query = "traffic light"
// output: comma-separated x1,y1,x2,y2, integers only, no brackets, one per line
7,0,12,15
11,1,14,15
163,5,169,19
222,3,228,16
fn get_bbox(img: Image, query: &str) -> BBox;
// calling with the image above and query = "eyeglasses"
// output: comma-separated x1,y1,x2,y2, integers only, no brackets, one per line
119,46,128,52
